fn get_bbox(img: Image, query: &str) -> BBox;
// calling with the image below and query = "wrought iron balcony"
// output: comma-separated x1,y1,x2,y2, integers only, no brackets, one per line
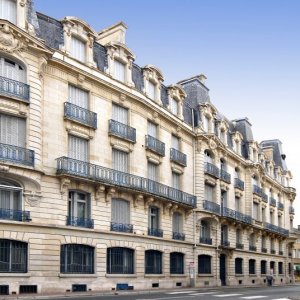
271,249,276,255
173,231,185,241
253,185,262,197
64,102,97,129
236,243,244,249
261,192,268,203
263,222,289,237
277,202,284,210
261,247,268,253
289,206,295,214
222,207,252,224
200,237,212,245
57,157,196,208
111,222,133,233
269,198,276,207
0,75,30,102
66,216,94,229
220,169,231,183
170,148,187,167
145,135,165,156
148,228,163,237
279,251,284,255
221,240,230,247
203,200,220,214
204,162,220,178
0,208,31,222
234,178,244,190
249,245,257,251
0,143,34,166
108,119,136,143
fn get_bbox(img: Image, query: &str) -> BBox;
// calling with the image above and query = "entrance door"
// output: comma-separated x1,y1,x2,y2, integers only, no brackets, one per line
220,254,226,286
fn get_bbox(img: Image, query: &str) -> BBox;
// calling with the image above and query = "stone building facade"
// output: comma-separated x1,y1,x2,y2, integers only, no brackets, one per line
0,0,296,295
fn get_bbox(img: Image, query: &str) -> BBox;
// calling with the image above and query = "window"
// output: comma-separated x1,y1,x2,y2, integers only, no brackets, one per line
221,225,228,245
170,252,184,274
203,115,209,132
278,215,282,227
147,81,156,100
221,190,227,208
205,184,214,202
235,197,240,211
261,260,267,275
148,121,157,138
249,259,256,275
112,104,128,125
169,97,178,115
0,57,25,82
114,60,126,82
70,36,86,62
249,234,256,248
145,250,162,274
172,212,183,234
149,206,159,230
236,229,242,245
107,247,134,274
68,191,90,225
68,135,88,162
235,258,243,275
172,135,180,150
198,255,211,274
220,129,226,144
261,236,266,249
60,244,94,274
172,172,180,190
270,211,274,224
68,85,88,109
0,0,17,24
200,220,211,243
0,239,27,272
261,207,266,222
148,162,158,181
111,199,131,231
278,262,283,275
253,202,259,220
112,149,128,173
270,261,275,274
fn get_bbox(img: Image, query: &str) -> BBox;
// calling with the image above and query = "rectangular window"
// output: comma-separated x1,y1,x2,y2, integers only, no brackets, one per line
198,255,211,274
68,135,88,162
112,103,128,125
112,149,128,173
205,184,214,202
145,250,162,274
148,121,157,138
235,258,243,274
171,135,180,150
107,247,134,274
172,172,180,190
68,191,90,220
253,202,259,220
149,206,159,230
170,252,184,274
147,81,156,100
203,116,209,132
249,259,256,275
111,199,130,225
70,36,86,62
169,97,178,115
148,162,158,181
270,211,274,224
235,197,240,212
114,60,126,82
236,229,242,244
68,85,88,109
0,0,17,24
172,212,183,233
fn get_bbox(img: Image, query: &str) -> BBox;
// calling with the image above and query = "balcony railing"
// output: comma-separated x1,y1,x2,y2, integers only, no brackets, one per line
203,200,220,214
261,247,268,253
0,143,34,166
64,102,97,129
172,232,185,241
289,206,295,214
0,208,31,222
236,243,244,249
269,198,276,207
277,202,284,210
253,185,262,197
261,192,268,203
108,119,136,143
170,148,187,167
145,135,165,156
263,222,289,237
66,216,94,229
249,245,257,251
222,207,252,225
271,249,276,255
148,228,163,237
221,241,230,247
220,169,231,184
279,251,284,255
56,157,196,208
0,75,30,102
200,237,212,245
234,178,244,190
111,222,133,233
204,162,220,178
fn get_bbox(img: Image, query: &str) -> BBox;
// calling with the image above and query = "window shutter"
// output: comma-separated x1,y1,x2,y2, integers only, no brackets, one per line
71,37,86,62
0,0,17,24
68,135,88,161
112,149,128,173
68,85,88,109
114,60,126,82
148,121,157,138
111,199,130,224
112,104,128,125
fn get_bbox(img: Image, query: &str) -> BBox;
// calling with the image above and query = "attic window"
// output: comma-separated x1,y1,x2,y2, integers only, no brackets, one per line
70,36,86,62
169,97,178,115
0,0,17,24
147,81,156,100
114,60,126,82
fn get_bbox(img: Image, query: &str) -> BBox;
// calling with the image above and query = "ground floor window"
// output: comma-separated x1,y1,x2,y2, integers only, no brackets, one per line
60,244,94,274
170,252,184,274
235,257,243,274
278,262,283,275
107,247,134,274
249,259,256,275
198,255,211,274
145,250,162,274
261,260,267,275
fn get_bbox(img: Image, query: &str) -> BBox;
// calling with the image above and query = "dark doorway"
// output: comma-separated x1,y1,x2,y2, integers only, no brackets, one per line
220,254,226,286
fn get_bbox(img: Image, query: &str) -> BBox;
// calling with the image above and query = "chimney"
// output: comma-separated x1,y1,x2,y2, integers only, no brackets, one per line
198,74,207,85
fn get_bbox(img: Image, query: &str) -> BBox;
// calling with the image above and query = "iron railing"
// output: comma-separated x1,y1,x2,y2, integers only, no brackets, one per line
170,148,187,167
110,222,133,233
148,228,163,237
108,119,136,143
222,207,252,224
0,143,34,166
261,247,268,253
269,198,277,207
172,232,185,241
145,135,165,156
66,216,94,229
249,245,257,251
261,192,268,203
0,208,31,222
277,202,284,210
200,237,212,245
64,102,97,129
234,178,244,190
279,251,284,255
253,185,262,196
56,157,196,208
220,169,231,183
221,241,230,247
271,249,276,255
0,75,30,102
204,162,220,178
263,222,289,236
203,200,220,214
289,206,295,214
236,243,244,249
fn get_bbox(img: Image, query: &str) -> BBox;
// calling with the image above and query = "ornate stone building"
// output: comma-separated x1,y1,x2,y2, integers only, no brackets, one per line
0,0,296,295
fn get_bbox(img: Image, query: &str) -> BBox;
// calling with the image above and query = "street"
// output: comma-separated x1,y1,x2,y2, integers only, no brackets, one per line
36,285,300,300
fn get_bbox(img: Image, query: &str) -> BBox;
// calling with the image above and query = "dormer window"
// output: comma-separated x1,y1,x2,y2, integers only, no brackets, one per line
147,80,156,100
169,97,178,115
203,115,209,132
70,36,86,62
143,65,164,104
114,60,126,82
220,129,226,144
167,85,186,119
0,0,17,24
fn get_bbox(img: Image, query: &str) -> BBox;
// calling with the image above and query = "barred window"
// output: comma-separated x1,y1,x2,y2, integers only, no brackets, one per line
198,255,211,274
170,252,184,274
60,244,94,274
235,258,243,275
270,261,275,274
249,259,256,275
145,250,162,274
261,260,267,275
107,247,134,274
0,239,27,273
278,262,283,275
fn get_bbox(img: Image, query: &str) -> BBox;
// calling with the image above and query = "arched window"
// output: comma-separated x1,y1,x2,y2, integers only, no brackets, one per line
107,247,134,274
198,255,211,274
0,0,17,24
145,250,162,274
0,57,26,83
0,239,27,272
235,258,243,274
170,252,184,274
204,149,213,163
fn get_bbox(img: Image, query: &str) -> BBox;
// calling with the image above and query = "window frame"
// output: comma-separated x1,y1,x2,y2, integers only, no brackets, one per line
107,247,134,274
145,250,162,274
198,254,211,274
170,252,184,274
235,258,243,275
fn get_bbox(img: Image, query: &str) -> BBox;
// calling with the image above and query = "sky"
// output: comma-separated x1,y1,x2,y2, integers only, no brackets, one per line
34,0,300,226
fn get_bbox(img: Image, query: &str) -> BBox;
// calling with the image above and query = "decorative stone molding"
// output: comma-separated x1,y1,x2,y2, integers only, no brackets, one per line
110,136,134,153
171,162,184,175
95,184,105,201
106,187,116,203
0,24,27,53
60,178,71,194
163,203,172,215
167,84,186,119
24,190,42,207
205,177,217,186
144,197,154,211
133,194,143,208
65,120,95,139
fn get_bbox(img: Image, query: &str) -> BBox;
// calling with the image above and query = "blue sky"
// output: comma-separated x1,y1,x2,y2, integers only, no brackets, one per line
35,0,300,225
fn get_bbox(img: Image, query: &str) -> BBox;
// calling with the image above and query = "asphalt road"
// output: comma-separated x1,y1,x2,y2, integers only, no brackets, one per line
32,285,300,300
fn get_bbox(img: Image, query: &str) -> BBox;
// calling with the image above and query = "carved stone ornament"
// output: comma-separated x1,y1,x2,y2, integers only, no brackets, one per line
24,191,42,207
0,24,27,53
209,138,217,150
